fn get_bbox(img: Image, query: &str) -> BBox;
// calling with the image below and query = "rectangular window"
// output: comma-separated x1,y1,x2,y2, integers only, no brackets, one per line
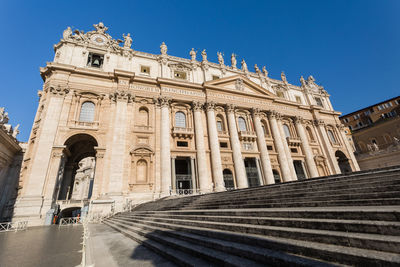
174,71,187,80
267,145,273,151
177,141,188,147
219,142,228,148
87,53,104,68
315,97,323,107
140,66,150,74
364,110,370,116
243,143,253,150
295,96,302,104
353,114,360,120
395,99,399,105
343,118,349,123
290,148,298,153
212,75,220,80
216,121,223,132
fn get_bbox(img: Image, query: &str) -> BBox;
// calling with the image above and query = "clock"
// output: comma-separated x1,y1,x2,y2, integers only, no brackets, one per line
91,34,107,46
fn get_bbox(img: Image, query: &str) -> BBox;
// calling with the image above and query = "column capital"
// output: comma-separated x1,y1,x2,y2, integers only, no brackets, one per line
266,110,281,120
158,96,171,107
292,115,304,124
336,123,345,131
313,119,325,126
205,101,216,111
49,85,70,96
251,108,261,117
225,104,236,113
192,101,204,111
109,90,134,103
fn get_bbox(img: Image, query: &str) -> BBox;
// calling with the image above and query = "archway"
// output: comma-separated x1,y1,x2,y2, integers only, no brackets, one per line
56,134,98,201
335,150,352,174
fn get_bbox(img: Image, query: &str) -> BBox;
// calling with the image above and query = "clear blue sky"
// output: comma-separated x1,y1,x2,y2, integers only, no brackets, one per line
1,1,399,142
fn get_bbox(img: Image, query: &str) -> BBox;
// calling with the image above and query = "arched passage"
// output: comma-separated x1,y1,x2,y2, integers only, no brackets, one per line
335,150,352,174
56,134,98,201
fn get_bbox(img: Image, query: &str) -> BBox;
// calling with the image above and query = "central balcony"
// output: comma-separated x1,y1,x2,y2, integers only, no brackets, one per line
172,127,194,139
286,137,302,147
238,131,257,142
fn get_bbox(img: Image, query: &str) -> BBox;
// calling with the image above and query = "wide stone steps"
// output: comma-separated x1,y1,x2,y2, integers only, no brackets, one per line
121,213,400,235
105,166,400,265
105,215,400,266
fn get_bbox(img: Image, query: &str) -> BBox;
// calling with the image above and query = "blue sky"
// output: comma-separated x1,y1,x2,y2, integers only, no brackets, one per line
0,0,399,141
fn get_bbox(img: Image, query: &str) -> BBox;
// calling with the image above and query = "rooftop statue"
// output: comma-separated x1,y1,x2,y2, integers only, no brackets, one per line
217,52,224,65
254,64,260,74
190,48,196,61
12,124,19,138
201,50,207,62
281,71,288,84
62,27,73,40
123,33,132,49
93,22,108,34
262,66,268,77
231,53,237,69
241,59,248,72
160,42,167,55
300,76,306,87
0,107,9,124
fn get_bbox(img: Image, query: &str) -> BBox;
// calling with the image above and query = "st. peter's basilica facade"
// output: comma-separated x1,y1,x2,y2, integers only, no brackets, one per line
13,23,359,225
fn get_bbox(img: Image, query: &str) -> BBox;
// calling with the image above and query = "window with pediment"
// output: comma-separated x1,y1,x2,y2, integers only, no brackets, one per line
175,111,186,128
79,102,95,122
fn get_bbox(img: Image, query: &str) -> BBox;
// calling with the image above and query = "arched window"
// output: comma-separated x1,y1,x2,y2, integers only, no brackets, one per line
283,124,291,138
138,107,149,126
136,159,148,183
261,121,270,136
306,127,314,141
79,102,95,122
238,117,247,131
327,130,336,143
175,111,186,128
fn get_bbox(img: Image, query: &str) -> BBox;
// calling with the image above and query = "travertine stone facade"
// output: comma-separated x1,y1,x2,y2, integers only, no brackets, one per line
0,108,23,222
14,23,359,225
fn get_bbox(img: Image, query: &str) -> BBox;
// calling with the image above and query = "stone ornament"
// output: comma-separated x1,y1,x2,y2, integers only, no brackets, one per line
313,119,325,126
262,66,269,78
217,52,224,66
49,85,70,96
231,53,237,69
160,42,167,55
254,64,260,74
158,96,171,107
190,48,197,61
205,102,216,111
225,104,236,113
192,101,204,111
109,91,134,102
241,59,248,72
201,50,208,62
0,107,9,125
281,71,288,84
300,76,306,88
266,110,280,119
123,33,132,49
235,78,244,91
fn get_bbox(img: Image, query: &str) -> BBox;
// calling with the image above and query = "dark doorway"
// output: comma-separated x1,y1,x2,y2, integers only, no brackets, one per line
223,169,235,190
273,170,281,183
293,160,306,180
335,150,352,174
175,158,192,194
244,158,260,187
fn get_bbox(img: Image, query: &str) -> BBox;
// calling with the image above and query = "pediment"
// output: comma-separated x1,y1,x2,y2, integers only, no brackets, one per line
204,75,275,98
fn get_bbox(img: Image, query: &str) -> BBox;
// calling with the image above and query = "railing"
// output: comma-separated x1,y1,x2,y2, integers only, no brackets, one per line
173,188,199,195
176,174,192,180
0,221,28,232
218,130,229,136
238,131,257,141
59,217,83,226
286,137,302,147
172,127,194,138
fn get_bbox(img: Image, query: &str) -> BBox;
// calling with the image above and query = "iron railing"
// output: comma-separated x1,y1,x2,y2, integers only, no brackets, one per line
172,188,199,195
0,221,28,232
59,217,83,226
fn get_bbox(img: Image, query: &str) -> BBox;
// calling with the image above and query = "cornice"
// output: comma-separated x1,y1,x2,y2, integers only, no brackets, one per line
156,77,203,90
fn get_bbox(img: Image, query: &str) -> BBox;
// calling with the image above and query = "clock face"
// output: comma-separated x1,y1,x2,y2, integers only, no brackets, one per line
91,34,107,46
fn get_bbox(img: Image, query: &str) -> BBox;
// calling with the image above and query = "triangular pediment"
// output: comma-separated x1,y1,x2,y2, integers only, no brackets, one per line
204,75,275,98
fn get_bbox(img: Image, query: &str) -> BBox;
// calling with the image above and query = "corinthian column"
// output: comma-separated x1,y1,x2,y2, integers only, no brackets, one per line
252,109,275,185
267,111,292,181
293,116,319,178
277,118,297,180
226,104,248,189
205,102,225,191
192,101,211,193
159,97,172,196
314,119,341,174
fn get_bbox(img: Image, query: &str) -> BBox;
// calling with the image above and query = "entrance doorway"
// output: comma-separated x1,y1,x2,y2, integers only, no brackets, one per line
175,157,193,194
293,160,306,180
335,150,352,174
223,169,235,190
272,170,281,183
244,158,260,187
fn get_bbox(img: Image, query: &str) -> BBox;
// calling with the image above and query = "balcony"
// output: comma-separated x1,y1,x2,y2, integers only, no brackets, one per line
286,137,302,147
238,131,257,142
218,130,229,137
172,127,194,139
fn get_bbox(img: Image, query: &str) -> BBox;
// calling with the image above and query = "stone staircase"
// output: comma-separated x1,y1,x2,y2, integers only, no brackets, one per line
104,166,400,266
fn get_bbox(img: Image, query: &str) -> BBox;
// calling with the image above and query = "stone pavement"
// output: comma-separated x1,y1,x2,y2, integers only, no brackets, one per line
0,225,83,267
87,223,176,267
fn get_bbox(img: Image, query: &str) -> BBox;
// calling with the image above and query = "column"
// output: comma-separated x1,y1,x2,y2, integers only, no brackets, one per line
43,146,66,201
160,97,172,196
314,119,341,174
192,102,211,193
252,109,275,185
190,157,197,193
92,147,105,198
277,118,297,180
171,157,176,192
293,116,319,178
267,111,292,181
255,158,264,185
205,102,225,191
337,124,360,171
226,104,248,189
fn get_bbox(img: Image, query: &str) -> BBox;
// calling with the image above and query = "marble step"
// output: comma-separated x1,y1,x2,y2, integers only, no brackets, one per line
118,215,400,254
107,217,336,267
105,219,266,267
106,217,400,266
117,213,400,235
129,206,400,221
